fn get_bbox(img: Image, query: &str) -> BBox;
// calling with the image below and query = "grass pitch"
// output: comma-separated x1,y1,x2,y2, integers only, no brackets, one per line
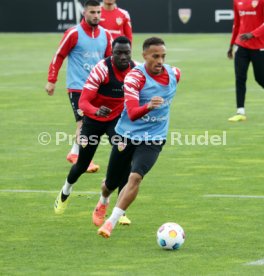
0,33,264,275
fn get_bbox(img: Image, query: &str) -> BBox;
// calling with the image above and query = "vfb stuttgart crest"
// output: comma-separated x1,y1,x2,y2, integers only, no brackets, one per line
178,9,192,24
252,0,259,8
116,17,123,25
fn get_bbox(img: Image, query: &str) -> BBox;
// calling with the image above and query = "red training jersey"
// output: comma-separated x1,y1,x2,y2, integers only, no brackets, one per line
230,0,264,49
79,58,137,122
47,19,112,92
124,66,181,121
100,6,133,42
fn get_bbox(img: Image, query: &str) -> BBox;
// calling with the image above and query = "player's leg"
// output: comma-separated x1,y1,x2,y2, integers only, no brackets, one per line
54,118,104,214
93,138,134,227
251,49,264,90
92,118,120,226
117,168,132,225
116,141,165,210
67,92,99,172
67,92,83,163
106,118,132,225
55,138,100,214
229,46,250,122
98,140,165,238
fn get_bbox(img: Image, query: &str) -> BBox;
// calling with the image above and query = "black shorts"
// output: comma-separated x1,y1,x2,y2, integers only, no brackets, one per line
105,138,166,191
80,116,120,146
68,92,82,122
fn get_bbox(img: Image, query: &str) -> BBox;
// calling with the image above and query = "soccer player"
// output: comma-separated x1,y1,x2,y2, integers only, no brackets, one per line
92,37,181,238
227,0,264,122
54,37,136,226
45,0,112,172
99,0,132,42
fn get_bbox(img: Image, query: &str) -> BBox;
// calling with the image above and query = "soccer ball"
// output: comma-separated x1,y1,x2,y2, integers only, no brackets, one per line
157,222,185,250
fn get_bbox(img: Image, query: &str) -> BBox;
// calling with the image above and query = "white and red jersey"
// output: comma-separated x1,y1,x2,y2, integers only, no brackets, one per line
124,65,181,121
79,58,137,122
100,6,132,42
47,19,112,92
231,0,264,49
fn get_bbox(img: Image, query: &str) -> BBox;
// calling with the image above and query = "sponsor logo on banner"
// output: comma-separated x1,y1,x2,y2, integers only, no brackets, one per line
178,9,192,24
116,17,123,25
252,1,259,8
215,10,234,22
56,0,83,31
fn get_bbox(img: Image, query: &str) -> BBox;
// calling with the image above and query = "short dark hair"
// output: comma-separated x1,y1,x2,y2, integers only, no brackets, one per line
112,36,131,48
143,37,165,51
84,0,100,8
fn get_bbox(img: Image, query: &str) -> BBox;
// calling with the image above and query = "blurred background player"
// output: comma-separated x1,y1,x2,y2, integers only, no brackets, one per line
45,0,112,172
93,37,181,238
227,0,264,122
54,36,136,226
99,0,133,43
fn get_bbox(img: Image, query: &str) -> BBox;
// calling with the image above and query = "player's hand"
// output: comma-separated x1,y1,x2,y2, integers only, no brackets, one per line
95,106,112,117
45,82,55,96
147,96,164,110
227,45,233,59
239,33,254,41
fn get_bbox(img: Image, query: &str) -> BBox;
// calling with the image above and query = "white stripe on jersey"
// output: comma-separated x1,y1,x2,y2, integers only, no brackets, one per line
84,59,109,90
119,8,131,20
124,70,145,100
109,30,122,34
52,27,77,64
104,29,113,44
83,83,98,90
124,85,139,98
171,67,181,82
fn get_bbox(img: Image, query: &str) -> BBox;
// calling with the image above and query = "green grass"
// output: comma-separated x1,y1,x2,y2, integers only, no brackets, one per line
0,33,264,275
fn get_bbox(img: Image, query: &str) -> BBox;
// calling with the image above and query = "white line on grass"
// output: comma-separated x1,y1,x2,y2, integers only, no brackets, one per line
204,194,264,199
245,259,264,266
0,189,99,195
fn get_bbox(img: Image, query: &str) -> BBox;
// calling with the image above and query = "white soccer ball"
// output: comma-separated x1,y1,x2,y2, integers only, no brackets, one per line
157,222,185,250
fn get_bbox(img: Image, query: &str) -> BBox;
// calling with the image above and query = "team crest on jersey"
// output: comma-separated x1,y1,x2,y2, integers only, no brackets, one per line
116,17,123,25
178,9,192,24
252,0,259,8
118,142,126,152
79,135,88,148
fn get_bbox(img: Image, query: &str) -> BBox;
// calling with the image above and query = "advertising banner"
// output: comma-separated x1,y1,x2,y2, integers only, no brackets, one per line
0,0,233,33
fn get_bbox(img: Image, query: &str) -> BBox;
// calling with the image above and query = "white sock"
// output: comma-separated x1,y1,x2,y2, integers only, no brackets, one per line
62,179,73,195
107,207,125,228
70,142,79,155
100,194,110,205
237,107,245,115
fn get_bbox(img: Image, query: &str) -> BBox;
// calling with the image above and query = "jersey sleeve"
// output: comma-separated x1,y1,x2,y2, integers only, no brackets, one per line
230,1,240,45
122,10,133,43
79,60,109,116
124,69,150,121
47,27,78,83
252,23,264,37
252,1,264,37
104,30,113,58
171,66,181,83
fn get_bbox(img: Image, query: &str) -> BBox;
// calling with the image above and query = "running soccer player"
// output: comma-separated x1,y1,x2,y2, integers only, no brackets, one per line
92,37,181,238
45,0,112,172
100,0,132,42
227,0,264,122
54,37,136,227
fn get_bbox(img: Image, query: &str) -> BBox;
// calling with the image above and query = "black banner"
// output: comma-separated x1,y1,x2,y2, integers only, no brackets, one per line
0,0,233,33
